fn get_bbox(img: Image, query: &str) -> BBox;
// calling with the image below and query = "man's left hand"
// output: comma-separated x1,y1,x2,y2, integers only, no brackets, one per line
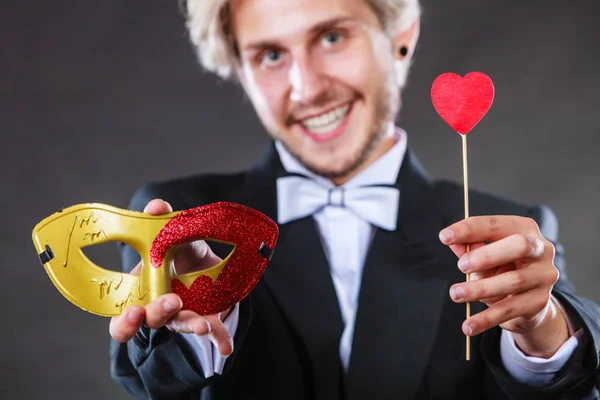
440,215,570,358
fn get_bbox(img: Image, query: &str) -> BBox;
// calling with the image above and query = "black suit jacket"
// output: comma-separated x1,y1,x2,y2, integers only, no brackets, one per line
110,144,600,400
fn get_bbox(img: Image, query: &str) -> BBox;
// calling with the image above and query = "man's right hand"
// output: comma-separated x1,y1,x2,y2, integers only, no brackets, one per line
108,199,234,356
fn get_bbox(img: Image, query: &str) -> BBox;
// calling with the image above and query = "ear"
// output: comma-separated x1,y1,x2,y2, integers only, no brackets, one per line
393,19,420,60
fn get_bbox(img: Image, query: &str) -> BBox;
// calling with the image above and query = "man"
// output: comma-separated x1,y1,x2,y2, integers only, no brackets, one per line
109,0,600,398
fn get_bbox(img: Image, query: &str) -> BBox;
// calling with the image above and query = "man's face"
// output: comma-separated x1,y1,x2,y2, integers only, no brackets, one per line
231,0,400,180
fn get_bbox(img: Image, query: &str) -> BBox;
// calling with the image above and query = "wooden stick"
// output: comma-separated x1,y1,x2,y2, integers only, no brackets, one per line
462,134,471,361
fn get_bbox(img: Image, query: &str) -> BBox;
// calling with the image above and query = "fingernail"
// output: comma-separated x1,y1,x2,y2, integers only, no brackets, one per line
465,323,474,336
128,307,142,323
205,320,212,334
163,298,181,312
439,229,454,243
457,256,470,272
450,286,465,300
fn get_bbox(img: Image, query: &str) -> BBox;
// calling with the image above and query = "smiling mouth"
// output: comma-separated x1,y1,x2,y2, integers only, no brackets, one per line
300,103,352,135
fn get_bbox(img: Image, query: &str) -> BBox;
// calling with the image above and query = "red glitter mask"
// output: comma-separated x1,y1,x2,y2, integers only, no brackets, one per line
32,202,279,317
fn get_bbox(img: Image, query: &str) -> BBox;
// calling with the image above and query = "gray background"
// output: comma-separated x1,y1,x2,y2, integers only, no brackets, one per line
2,0,599,399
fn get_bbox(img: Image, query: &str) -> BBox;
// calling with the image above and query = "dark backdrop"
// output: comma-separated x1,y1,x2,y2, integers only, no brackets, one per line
2,1,599,399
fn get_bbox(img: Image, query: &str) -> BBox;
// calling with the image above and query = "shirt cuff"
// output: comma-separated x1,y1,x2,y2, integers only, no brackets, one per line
178,303,240,378
499,294,584,386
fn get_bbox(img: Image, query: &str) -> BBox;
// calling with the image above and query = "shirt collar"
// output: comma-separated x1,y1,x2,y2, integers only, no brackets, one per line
275,122,408,189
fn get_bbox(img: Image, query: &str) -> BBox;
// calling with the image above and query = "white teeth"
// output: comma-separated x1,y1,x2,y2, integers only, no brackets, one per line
301,104,350,134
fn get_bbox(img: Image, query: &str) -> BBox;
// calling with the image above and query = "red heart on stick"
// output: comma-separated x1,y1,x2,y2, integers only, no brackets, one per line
431,72,495,135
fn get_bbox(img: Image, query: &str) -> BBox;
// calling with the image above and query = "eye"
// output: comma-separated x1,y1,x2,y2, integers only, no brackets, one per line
260,49,284,68
321,31,343,48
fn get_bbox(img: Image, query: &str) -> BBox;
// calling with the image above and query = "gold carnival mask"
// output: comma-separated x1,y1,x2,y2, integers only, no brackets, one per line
32,202,279,317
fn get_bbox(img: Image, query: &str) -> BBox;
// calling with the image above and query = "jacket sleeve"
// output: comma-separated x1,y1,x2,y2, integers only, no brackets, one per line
482,204,600,400
108,183,252,400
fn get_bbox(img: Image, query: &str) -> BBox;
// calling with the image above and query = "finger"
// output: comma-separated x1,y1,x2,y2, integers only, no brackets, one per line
462,290,548,336
450,267,541,304
440,216,541,245
109,306,146,342
468,263,513,283
166,310,211,335
448,242,486,259
472,264,515,305
143,199,174,215
174,240,223,275
205,315,234,356
456,234,546,273
143,294,183,329
166,313,234,356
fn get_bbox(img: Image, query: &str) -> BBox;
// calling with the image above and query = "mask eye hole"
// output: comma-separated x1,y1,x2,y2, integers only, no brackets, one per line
168,239,236,277
205,240,235,260
81,241,140,273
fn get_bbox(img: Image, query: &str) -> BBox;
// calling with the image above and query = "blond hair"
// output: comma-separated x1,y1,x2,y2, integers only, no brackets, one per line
183,0,421,80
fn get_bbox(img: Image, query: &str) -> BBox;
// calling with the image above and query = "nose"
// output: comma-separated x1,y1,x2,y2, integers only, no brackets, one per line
288,56,329,105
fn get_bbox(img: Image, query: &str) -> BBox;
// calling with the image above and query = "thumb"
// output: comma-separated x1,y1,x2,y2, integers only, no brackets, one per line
143,198,173,215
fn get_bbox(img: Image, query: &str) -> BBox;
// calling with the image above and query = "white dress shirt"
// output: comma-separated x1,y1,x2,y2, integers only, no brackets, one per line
181,123,581,385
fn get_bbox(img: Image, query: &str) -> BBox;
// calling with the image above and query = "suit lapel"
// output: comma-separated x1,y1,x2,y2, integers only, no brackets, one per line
346,150,456,400
242,144,345,400
241,145,455,399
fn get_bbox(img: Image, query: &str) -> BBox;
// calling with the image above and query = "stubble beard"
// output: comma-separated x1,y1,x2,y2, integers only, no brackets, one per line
285,71,401,181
